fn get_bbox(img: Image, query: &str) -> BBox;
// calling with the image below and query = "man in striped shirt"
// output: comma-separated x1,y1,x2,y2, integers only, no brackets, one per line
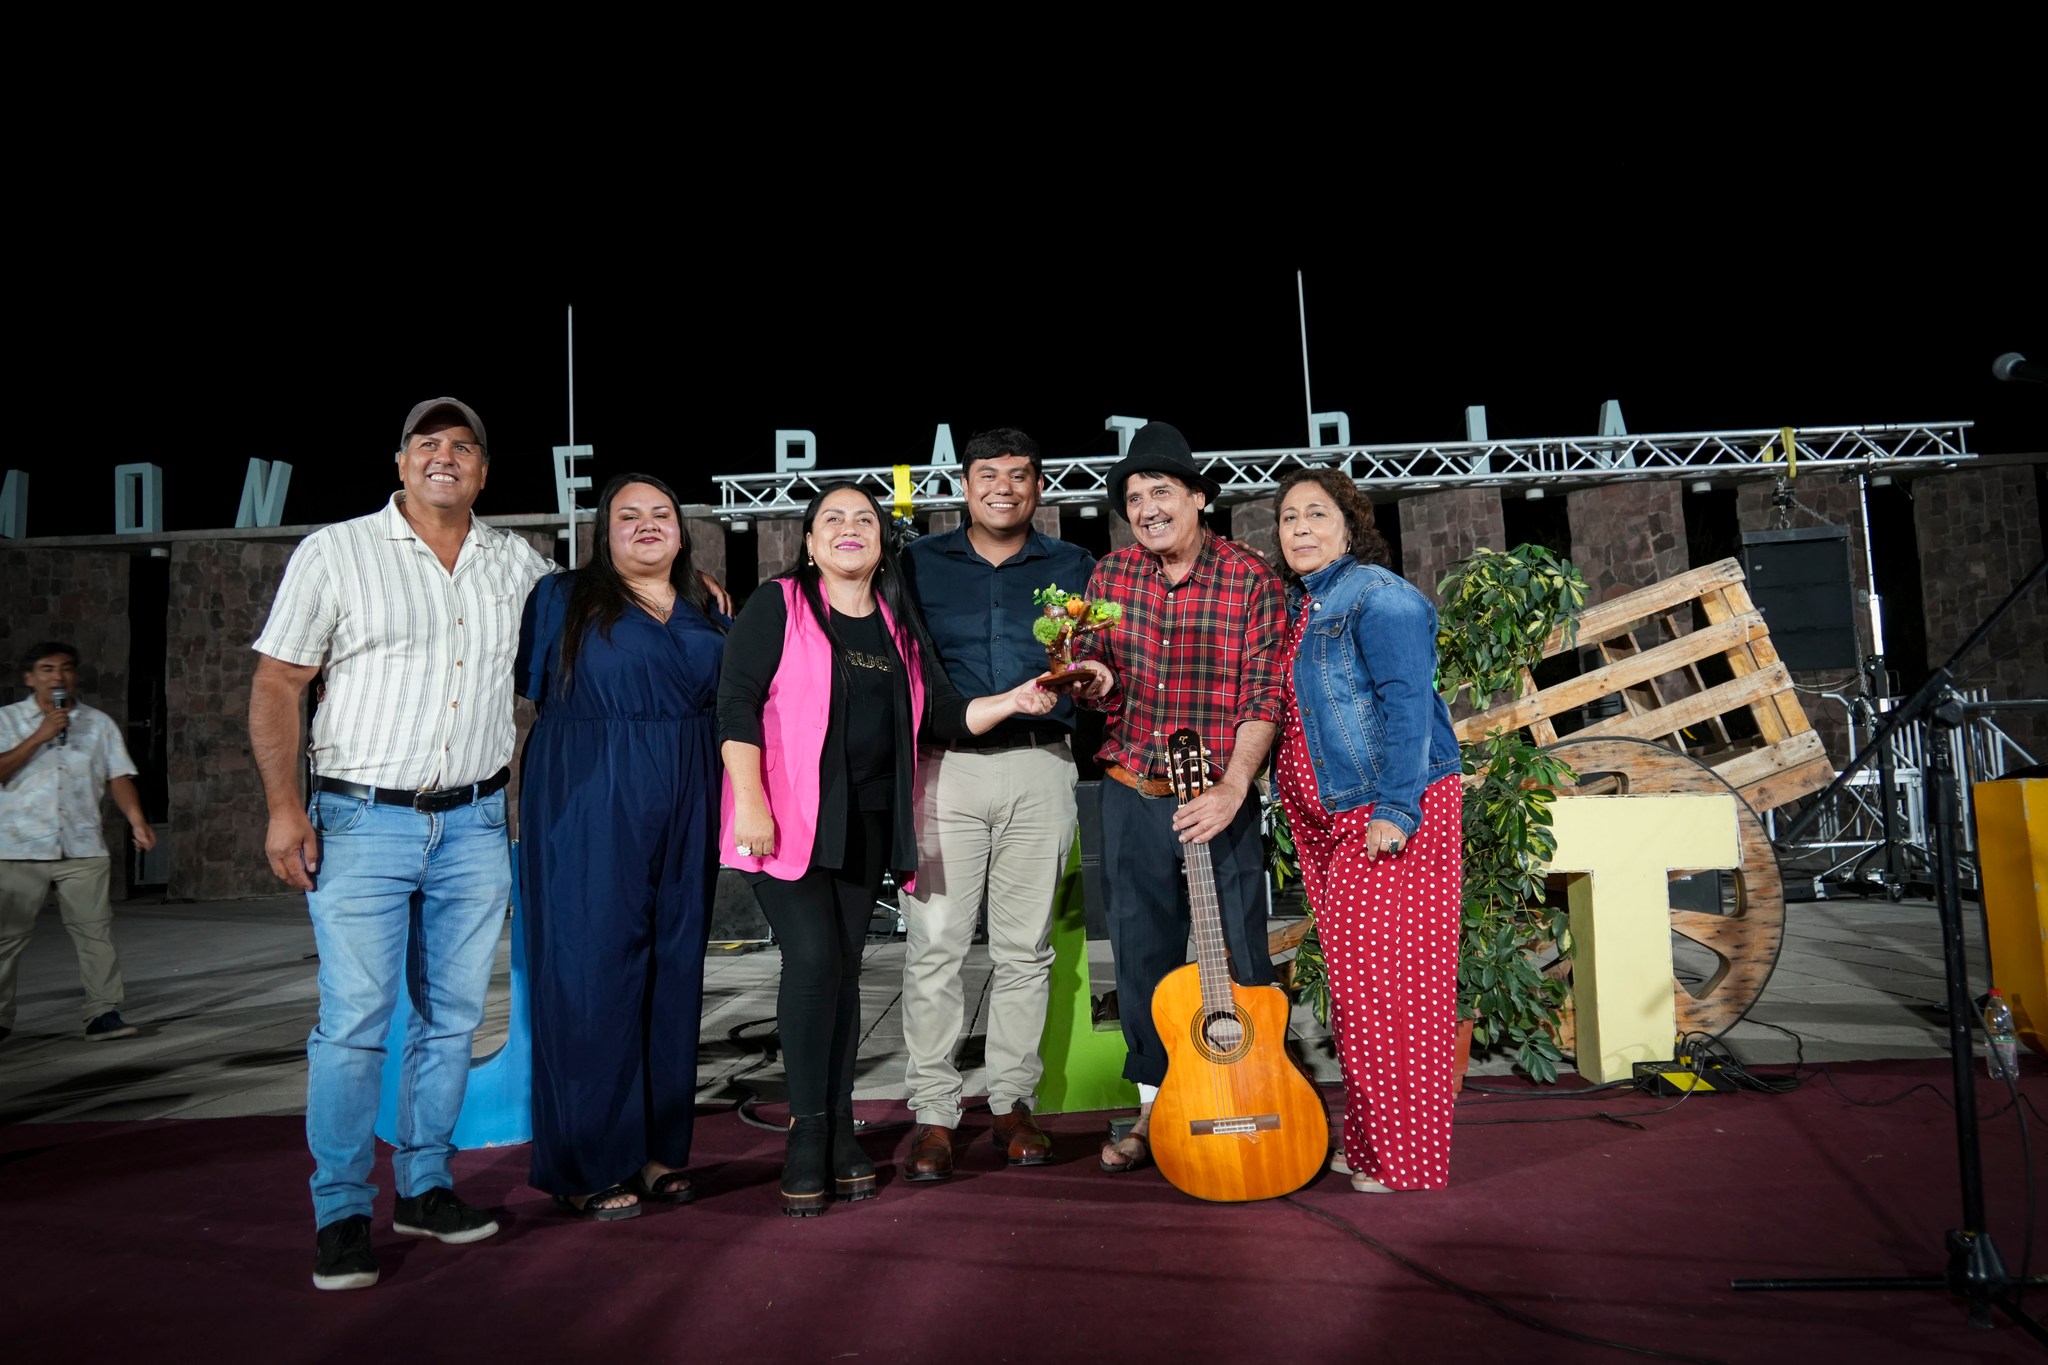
1068,422,1287,1175
249,398,554,1290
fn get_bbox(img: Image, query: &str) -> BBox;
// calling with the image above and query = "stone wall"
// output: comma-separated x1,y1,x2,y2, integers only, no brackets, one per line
164,540,295,899
1913,465,2048,765
0,545,138,895
685,517,724,587
1232,496,1277,564
1398,488,1506,601
1567,482,1692,604
756,520,802,582
1566,481,1699,706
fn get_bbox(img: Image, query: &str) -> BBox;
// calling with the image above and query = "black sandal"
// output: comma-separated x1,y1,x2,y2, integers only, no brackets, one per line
629,1170,696,1205
552,1183,642,1221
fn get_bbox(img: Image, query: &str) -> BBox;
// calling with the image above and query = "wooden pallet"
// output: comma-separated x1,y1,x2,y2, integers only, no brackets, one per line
1453,557,1835,817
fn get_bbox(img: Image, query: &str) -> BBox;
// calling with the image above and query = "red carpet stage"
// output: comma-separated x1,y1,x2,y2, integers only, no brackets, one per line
2,1061,2040,1364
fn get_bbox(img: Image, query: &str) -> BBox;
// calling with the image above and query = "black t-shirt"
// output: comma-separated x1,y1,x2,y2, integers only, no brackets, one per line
833,609,898,811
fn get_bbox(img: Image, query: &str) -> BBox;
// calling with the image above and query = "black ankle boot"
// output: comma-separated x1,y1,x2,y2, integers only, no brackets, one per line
831,1111,877,1202
782,1115,830,1217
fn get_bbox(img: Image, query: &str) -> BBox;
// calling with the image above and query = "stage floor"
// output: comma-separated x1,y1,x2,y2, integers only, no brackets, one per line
0,894,1996,1124
2,895,2041,1361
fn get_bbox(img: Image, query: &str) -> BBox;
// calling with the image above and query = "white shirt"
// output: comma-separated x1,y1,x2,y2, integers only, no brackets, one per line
0,698,138,861
252,493,556,790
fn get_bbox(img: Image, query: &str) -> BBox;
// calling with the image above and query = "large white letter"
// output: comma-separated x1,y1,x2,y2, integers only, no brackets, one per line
1545,793,1740,1082
0,470,24,538
553,444,595,569
1104,416,1148,456
775,430,817,473
930,423,959,495
1597,398,1636,469
552,444,593,518
1465,406,1492,474
236,458,294,528
114,463,163,535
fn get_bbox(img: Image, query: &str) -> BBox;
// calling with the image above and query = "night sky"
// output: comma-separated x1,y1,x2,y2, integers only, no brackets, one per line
17,156,2043,543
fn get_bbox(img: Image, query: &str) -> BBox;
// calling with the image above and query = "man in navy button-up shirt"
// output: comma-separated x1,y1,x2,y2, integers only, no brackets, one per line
897,428,1095,1179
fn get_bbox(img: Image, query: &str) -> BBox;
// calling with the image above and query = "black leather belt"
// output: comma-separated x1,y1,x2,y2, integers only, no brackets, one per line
312,767,510,813
942,731,1069,753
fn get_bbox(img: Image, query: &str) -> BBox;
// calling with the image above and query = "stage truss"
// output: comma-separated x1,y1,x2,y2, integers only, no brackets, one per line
711,421,1974,521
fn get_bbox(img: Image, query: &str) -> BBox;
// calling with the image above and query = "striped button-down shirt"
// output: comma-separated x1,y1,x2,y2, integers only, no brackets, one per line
253,494,555,790
1075,530,1286,780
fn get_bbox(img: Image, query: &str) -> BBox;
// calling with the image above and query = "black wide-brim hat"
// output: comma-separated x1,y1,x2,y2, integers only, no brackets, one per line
1105,422,1221,521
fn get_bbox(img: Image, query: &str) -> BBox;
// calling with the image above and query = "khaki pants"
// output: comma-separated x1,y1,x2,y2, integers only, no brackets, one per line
900,743,1077,1128
0,857,124,1028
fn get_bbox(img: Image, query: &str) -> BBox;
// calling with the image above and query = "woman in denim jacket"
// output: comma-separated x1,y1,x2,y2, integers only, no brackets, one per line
1270,468,1464,1193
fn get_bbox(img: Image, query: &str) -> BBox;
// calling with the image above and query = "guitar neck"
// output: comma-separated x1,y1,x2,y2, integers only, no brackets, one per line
1183,840,1237,1016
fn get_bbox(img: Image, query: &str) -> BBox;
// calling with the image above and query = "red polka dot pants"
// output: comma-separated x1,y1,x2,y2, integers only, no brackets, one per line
1281,766,1464,1190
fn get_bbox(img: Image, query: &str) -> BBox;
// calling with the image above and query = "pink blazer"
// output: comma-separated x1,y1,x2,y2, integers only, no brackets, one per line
719,578,928,889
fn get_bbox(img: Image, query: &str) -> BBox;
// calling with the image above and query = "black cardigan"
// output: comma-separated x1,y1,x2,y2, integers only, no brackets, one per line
716,587,972,874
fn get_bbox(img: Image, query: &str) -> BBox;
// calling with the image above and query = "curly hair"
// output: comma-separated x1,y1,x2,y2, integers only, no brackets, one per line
1270,467,1390,587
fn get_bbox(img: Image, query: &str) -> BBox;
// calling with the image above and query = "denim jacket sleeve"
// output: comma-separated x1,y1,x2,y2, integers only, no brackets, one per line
1352,581,1439,839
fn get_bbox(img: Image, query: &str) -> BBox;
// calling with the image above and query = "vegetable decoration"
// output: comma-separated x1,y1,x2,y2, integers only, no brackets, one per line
1029,583,1121,679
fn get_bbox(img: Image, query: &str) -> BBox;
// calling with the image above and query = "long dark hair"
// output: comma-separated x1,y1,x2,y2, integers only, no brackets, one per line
1270,467,1391,589
558,472,721,690
785,480,939,673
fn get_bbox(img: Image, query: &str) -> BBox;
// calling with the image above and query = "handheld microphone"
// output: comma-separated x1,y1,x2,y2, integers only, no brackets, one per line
51,687,69,747
1992,352,2047,386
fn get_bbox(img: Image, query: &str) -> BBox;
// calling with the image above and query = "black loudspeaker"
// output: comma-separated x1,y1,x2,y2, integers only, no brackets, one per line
1739,526,1861,671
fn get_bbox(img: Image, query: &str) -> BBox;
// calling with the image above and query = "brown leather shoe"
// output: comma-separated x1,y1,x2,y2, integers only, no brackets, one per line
904,1123,954,1182
990,1102,1053,1166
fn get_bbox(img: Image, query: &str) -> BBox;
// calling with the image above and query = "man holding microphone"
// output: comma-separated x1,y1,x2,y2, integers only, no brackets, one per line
0,640,156,1045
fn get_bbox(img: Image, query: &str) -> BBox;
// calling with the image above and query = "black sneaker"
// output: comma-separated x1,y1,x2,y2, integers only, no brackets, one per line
84,1011,138,1041
392,1187,499,1244
313,1214,379,1291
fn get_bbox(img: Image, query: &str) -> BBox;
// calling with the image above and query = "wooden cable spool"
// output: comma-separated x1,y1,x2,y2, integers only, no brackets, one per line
1543,735,1786,1038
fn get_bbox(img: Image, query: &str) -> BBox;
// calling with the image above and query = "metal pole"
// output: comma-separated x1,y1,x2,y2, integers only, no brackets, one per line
1859,472,1901,895
1296,270,1314,444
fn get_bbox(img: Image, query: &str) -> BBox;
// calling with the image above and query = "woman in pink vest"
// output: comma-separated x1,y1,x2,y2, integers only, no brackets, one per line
717,483,1054,1216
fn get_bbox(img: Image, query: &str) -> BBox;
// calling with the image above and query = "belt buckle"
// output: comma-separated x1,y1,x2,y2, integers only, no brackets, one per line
412,788,435,813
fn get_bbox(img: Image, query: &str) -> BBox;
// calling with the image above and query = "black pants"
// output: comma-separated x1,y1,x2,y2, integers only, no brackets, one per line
750,812,892,1116
1100,778,1273,1087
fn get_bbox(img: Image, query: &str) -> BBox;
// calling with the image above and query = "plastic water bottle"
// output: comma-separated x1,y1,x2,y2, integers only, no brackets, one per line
1983,989,2019,1081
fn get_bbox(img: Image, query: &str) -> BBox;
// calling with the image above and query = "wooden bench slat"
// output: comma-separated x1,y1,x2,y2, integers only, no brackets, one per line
1537,558,1747,656
1456,612,1767,740
1571,663,1793,744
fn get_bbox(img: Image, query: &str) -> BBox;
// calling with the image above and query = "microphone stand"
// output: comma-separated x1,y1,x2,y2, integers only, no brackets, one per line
1737,555,2047,1341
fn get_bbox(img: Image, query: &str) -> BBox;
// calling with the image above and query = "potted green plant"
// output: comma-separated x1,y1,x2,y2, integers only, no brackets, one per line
1272,544,1586,1085
1436,545,1587,1083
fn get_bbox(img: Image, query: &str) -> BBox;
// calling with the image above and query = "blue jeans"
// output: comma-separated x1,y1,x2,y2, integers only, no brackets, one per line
303,789,511,1227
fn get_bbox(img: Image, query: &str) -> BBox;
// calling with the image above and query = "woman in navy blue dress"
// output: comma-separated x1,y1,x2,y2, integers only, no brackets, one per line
516,473,726,1219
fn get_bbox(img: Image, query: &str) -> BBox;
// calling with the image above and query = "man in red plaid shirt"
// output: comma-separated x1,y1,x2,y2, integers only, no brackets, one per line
1068,422,1287,1174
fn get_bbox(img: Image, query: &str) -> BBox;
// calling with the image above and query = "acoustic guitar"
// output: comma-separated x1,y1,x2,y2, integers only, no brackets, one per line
1149,728,1329,1202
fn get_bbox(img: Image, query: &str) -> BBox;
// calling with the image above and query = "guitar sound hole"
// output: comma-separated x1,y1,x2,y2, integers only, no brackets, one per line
1194,1009,1251,1062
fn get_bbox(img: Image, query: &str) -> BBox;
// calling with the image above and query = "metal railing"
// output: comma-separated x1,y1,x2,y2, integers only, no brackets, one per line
712,421,1974,521
1772,688,2039,895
